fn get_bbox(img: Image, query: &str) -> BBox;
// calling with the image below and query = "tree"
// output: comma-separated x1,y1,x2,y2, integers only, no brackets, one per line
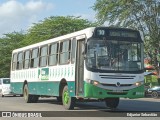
22,16,98,45
0,32,26,77
93,0,160,66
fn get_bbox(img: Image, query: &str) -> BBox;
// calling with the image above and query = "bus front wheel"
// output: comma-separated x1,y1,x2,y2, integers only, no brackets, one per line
23,84,39,103
105,98,119,109
62,85,75,110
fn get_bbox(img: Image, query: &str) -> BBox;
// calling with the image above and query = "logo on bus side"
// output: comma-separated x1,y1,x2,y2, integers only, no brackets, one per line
38,68,49,80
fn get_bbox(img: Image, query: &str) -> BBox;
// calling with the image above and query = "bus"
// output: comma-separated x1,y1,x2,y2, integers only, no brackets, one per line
10,27,144,110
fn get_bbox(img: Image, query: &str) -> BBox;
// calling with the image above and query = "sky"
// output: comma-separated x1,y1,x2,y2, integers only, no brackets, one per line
0,0,96,37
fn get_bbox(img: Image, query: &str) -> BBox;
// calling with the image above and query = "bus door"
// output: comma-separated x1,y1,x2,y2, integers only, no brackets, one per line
75,37,85,96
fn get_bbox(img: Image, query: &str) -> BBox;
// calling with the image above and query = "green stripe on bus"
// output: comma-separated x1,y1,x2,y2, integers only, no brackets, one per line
11,81,75,97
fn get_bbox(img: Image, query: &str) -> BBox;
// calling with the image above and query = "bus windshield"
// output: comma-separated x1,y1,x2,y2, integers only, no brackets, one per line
86,39,143,72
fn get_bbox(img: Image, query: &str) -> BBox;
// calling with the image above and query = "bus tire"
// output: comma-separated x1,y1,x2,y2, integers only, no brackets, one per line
23,84,39,103
105,98,119,109
62,85,75,110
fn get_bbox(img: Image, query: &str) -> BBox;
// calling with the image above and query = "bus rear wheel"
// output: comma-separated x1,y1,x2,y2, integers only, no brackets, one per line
62,85,75,110
23,84,39,103
105,98,119,109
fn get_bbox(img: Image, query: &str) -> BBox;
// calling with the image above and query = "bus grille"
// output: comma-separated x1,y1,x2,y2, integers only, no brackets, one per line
107,92,128,95
99,75,135,79
101,83,132,87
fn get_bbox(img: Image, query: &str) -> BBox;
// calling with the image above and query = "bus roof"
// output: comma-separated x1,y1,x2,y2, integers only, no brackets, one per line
12,26,141,53
12,27,95,53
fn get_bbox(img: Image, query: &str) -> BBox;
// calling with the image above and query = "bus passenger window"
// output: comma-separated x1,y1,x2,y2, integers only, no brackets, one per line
12,53,17,71
16,52,23,70
40,46,48,67
49,43,59,66
59,40,71,64
24,50,30,69
71,38,76,63
31,48,39,68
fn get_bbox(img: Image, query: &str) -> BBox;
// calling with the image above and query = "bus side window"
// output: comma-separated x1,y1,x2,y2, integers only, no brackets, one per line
59,40,71,64
49,43,59,66
24,50,30,69
39,45,48,67
12,53,17,71
71,38,76,64
16,52,23,70
30,48,39,68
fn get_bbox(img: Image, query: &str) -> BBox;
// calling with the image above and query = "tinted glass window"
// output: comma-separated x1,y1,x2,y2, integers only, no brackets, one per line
12,53,17,71
17,52,23,70
49,43,59,66
24,50,30,69
59,40,71,64
71,38,76,63
40,46,48,67
31,48,39,68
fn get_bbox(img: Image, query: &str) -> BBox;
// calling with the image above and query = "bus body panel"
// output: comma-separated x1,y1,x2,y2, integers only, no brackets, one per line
11,64,76,96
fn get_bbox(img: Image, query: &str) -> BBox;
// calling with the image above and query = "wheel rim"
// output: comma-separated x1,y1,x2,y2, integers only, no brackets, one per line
63,90,69,105
152,92,158,98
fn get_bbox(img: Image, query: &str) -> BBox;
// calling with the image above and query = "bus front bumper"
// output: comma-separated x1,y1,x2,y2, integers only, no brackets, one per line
84,83,144,99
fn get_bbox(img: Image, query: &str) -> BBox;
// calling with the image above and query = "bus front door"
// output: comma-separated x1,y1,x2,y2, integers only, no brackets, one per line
76,39,85,96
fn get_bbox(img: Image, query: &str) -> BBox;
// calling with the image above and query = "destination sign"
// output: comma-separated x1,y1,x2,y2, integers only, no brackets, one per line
95,29,138,38
109,30,138,38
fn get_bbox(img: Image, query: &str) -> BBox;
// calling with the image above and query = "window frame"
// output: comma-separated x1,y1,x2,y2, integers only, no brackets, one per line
48,42,59,66
12,53,17,71
59,39,71,65
16,52,23,70
71,38,77,64
23,50,30,69
30,48,39,68
39,45,48,67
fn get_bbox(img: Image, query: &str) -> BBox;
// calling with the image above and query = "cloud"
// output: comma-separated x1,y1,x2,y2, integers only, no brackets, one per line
0,0,54,36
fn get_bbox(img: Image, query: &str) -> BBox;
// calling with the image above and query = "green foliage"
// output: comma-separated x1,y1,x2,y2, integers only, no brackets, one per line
0,32,26,77
93,0,160,65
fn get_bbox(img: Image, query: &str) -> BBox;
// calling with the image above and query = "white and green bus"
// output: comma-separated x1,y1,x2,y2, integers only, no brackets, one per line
10,27,144,110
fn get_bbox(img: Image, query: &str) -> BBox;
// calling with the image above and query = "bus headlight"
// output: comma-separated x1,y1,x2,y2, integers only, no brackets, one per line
87,79,100,86
134,81,143,87
92,81,99,86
